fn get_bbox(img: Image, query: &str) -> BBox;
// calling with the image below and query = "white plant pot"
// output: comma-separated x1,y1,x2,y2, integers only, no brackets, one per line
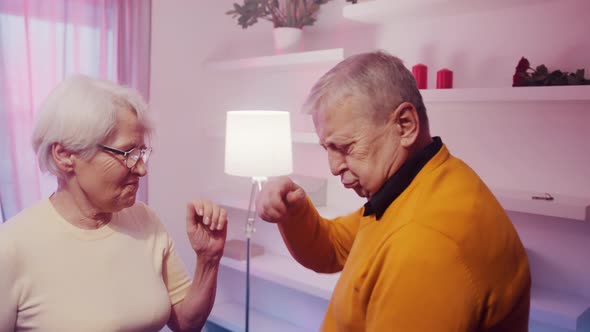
273,27,303,54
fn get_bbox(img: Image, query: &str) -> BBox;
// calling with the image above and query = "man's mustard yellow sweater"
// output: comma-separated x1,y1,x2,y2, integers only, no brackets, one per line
279,145,531,331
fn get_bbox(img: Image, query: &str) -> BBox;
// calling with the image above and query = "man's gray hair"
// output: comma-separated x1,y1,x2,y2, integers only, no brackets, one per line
303,50,428,127
32,75,154,178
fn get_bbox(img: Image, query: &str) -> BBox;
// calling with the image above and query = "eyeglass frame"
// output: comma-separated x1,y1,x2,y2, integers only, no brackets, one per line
96,144,152,169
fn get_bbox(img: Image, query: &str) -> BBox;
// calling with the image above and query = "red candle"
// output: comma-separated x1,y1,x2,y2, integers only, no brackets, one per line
412,64,427,89
436,68,453,89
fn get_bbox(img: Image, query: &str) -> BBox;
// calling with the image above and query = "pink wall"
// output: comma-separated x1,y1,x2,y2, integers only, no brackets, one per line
148,0,238,272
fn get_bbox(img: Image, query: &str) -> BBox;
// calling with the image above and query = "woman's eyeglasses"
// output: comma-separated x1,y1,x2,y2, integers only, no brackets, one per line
97,144,152,169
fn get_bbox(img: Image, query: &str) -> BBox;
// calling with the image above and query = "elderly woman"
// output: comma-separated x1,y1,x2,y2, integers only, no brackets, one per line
0,76,227,332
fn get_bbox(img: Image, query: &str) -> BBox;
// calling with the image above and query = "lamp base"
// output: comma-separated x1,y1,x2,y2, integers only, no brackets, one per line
223,239,265,261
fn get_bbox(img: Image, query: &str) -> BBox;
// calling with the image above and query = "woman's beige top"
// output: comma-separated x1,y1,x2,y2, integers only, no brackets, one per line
0,199,191,332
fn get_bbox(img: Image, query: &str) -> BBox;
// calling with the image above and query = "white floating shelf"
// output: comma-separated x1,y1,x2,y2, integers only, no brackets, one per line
220,253,340,301
531,287,590,330
211,183,590,221
421,86,590,104
493,189,590,222
209,301,311,332
211,187,354,219
343,0,554,23
211,187,353,220
205,48,344,71
209,185,590,222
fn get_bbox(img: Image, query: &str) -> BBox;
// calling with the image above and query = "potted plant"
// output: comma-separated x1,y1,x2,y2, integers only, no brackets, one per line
227,0,356,53
512,57,590,87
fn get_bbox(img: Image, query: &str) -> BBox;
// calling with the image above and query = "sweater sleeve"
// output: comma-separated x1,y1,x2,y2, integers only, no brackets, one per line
366,224,481,332
278,197,362,273
0,232,18,332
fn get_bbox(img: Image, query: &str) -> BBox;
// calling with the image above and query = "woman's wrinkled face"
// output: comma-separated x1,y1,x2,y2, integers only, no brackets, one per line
74,107,147,213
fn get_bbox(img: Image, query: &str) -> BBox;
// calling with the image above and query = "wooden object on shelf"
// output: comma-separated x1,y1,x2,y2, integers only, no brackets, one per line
223,239,265,261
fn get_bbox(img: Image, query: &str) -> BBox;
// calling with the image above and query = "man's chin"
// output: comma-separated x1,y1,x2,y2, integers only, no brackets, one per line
353,187,369,198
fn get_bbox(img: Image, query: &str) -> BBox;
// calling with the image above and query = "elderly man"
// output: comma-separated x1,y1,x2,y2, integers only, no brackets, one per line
256,51,531,331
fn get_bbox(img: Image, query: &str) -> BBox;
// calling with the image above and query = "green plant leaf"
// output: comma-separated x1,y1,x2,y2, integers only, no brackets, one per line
226,0,333,29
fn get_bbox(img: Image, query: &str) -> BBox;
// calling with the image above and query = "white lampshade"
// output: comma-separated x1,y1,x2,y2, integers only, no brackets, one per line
224,110,293,178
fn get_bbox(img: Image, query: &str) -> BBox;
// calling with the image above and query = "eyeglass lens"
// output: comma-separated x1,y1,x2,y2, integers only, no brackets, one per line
126,148,151,168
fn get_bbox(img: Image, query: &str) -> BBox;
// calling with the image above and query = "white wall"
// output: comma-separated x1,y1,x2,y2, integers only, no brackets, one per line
149,0,237,271
149,0,590,330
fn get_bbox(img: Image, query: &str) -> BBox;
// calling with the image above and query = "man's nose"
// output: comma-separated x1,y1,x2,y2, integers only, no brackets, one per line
327,150,345,176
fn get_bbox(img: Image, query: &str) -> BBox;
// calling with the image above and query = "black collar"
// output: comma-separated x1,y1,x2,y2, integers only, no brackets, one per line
363,137,443,220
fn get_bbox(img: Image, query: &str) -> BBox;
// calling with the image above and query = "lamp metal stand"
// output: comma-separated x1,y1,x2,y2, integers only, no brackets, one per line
245,176,265,332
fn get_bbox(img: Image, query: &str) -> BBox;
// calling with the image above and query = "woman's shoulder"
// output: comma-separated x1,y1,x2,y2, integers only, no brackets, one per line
0,199,54,258
0,199,53,234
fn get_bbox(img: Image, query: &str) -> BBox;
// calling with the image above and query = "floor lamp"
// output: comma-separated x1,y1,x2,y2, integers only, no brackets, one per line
224,110,293,332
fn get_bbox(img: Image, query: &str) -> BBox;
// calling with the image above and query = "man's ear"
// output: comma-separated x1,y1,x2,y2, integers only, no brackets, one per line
52,143,75,174
390,102,420,148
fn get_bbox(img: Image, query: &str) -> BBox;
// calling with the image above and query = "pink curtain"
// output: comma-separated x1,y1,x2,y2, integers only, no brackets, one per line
0,0,151,220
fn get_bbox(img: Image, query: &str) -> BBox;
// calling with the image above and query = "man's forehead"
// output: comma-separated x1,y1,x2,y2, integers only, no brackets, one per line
316,109,361,143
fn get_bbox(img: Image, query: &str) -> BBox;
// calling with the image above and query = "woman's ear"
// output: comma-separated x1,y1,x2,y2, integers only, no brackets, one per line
390,102,420,148
52,143,75,174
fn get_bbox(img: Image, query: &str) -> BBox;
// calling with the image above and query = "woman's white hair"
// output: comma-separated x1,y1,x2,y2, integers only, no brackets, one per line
303,50,428,127
32,75,154,178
